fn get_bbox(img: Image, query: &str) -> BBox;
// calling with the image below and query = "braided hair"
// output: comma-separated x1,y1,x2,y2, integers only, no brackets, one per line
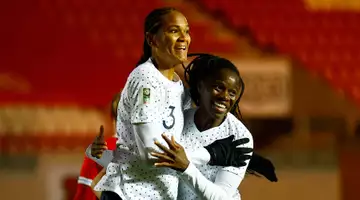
136,7,177,66
184,53,245,122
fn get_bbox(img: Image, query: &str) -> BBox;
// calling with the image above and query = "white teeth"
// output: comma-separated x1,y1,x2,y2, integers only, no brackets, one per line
214,102,226,108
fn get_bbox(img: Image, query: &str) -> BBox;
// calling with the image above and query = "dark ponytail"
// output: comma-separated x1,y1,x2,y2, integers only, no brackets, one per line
136,40,152,66
110,92,121,119
136,7,177,66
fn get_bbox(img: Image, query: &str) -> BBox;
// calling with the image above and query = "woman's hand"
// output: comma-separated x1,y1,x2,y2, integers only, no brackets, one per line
150,134,190,172
91,125,108,158
204,135,253,167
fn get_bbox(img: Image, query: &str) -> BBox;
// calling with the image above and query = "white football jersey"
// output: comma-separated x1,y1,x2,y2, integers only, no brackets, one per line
95,59,187,200
178,108,253,200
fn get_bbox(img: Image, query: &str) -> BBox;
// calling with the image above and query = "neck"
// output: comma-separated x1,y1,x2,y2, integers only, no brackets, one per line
194,107,224,132
151,56,177,81
174,63,186,83
158,68,175,81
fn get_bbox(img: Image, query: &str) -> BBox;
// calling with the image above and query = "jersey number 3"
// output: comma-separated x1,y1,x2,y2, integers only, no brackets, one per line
163,106,175,129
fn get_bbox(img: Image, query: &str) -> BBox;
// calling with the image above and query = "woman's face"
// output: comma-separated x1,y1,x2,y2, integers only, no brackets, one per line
148,11,191,68
197,68,242,120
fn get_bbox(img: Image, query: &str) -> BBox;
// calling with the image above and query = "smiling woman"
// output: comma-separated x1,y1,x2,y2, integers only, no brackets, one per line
150,54,253,200
92,7,195,200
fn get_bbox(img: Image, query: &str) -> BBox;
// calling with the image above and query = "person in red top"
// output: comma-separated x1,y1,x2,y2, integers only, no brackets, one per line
73,93,121,200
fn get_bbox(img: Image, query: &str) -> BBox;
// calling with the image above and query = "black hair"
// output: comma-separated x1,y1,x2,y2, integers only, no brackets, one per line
110,93,121,120
136,7,177,66
184,53,245,121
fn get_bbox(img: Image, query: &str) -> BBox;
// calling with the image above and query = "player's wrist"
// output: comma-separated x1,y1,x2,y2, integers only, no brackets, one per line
181,162,196,176
204,145,217,165
179,159,190,172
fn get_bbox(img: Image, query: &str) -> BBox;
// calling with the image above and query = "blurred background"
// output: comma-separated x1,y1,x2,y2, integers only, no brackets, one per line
1,0,360,200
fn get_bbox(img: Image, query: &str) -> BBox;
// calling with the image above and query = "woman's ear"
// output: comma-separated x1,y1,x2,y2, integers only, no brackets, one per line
196,81,206,105
197,81,204,94
145,32,156,47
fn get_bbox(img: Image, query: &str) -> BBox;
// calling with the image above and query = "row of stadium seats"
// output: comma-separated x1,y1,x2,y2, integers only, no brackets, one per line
196,0,360,104
41,0,238,57
0,0,239,106
0,135,95,152
0,0,244,151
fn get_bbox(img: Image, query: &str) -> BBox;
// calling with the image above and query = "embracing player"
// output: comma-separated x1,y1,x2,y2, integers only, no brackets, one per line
73,93,121,200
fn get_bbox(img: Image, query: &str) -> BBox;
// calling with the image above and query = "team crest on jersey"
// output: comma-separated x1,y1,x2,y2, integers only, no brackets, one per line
143,88,150,104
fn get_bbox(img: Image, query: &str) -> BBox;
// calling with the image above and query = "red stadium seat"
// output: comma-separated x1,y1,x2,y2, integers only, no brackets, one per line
195,0,360,106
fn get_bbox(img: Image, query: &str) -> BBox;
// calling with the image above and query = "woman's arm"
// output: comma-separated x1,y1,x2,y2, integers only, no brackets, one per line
180,163,244,200
90,168,106,199
73,156,103,200
125,69,169,161
132,122,168,161
151,134,253,200
180,134,253,200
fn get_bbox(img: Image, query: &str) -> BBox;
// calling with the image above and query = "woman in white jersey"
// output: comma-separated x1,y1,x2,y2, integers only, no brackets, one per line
93,7,254,200
150,54,268,199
